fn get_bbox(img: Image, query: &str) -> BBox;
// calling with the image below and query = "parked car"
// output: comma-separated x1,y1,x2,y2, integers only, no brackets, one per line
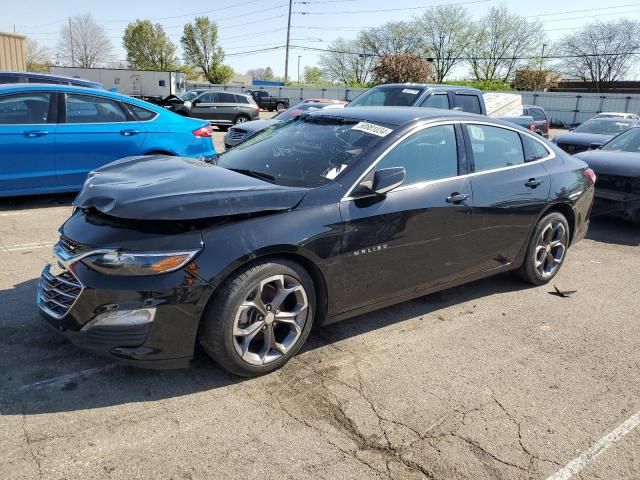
593,112,640,120
500,115,537,133
0,84,216,197
0,70,102,89
248,90,289,111
224,101,346,149
575,126,640,223
551,118,639,154
38,107,594,376
347,83,487,114
168,90,259,131
523,105,550,138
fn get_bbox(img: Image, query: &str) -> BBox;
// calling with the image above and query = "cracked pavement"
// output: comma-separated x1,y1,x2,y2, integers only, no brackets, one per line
2,193,640,480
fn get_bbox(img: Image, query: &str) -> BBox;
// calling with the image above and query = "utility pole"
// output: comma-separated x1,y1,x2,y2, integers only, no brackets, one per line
69,17,75,67
537,43,547,91
297,56,301,84
284,0,293,83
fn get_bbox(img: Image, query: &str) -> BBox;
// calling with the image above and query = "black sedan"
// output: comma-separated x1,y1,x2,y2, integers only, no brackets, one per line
552,117,638,154
38,108,595,376
575,126,640,223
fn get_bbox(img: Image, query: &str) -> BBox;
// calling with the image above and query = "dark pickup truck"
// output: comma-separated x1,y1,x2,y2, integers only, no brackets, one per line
248,90,289,111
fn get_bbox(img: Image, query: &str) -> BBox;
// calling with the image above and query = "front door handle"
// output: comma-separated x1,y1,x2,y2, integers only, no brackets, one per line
446,193,469,204
24,130,49,137
120,129,140,136
525,178,543,188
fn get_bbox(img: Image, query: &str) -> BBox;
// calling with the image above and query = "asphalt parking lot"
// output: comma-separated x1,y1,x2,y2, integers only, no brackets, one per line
1,183,639,479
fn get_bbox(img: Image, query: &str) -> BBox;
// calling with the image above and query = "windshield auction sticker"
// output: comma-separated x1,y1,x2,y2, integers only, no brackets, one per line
402,88,420,94
352,122,393,137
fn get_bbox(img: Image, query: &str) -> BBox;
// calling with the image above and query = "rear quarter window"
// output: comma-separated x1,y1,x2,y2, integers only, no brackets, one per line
128,104,157,121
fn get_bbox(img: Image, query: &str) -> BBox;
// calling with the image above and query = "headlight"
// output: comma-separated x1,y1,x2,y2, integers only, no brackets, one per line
81,250,200,276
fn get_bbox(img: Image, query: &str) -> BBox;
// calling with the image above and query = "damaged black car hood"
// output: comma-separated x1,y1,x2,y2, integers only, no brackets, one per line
74,156,310,220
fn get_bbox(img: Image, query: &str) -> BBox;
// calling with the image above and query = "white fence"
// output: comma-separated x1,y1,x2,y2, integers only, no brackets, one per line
189,83,640,126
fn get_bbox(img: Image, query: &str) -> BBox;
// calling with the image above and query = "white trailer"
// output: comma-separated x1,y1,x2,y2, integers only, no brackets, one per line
49,66,186,98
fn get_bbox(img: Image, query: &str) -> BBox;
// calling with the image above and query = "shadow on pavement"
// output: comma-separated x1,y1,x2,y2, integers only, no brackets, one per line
586,216,640,246
0,193,76,213
0,272,529,416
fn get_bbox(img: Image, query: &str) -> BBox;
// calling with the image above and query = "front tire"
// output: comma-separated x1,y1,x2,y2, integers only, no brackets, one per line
516,212,570,285
199,259,316,377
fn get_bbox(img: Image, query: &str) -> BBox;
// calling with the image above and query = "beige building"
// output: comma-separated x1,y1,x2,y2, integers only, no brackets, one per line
0,32,26,71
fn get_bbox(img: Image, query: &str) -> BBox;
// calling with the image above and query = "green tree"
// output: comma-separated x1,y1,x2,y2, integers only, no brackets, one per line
303,66,325,85
123,20,178,70
25,39,50,73
181,17,233,84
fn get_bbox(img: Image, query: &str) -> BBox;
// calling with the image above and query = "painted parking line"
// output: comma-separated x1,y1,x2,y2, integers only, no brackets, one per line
0,242,54,252
547,408,640,480
17,365,117,392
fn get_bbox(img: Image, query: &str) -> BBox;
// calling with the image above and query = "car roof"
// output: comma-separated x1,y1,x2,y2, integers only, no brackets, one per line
366,83,482,94
595,112,634,116
0,83,165,110
585,116,636,123
0,70,100,85
308,106,496,127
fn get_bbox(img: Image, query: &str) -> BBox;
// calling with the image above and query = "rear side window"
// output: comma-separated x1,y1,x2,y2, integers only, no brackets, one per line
217,92,237,103
421,93,450,110
0,75,22,84
453,94,482,114
529,108,546,121
522,135,550,162
66,94,127,123
0,92,52,124
467,124,524,172
375,125,458,186
128,104,157,121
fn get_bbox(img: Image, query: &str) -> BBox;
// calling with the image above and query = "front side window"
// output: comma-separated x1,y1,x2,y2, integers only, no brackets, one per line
216,115,391,188
453,94,482,114
467,124,524,172
0,92,52,124
421,94,450,110
375,125,459,186
349,86,424,107
197,92,215,103
66,94,127,123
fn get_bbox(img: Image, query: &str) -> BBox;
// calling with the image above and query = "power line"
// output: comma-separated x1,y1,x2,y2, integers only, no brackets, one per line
297,0,491,15
524,2,640,18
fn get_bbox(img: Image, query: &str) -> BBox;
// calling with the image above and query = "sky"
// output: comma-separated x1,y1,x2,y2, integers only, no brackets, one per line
3,0,640,80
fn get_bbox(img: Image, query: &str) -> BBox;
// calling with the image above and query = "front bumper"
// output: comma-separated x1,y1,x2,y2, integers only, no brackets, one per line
37,244,212,369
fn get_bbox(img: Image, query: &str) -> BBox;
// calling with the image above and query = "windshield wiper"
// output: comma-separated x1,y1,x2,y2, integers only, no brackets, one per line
227,168,277,184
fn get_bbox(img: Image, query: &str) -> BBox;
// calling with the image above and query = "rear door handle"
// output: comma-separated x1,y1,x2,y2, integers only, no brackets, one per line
525,178,543,188
120,129,140,136
446,193,469,204
24,130,49,137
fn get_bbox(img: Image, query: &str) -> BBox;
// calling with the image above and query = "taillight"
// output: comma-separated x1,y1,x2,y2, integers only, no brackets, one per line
529,124,536,132
584,168,596,185
192,125,213,137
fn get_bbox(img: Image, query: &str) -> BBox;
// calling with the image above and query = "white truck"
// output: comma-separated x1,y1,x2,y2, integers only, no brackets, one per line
49,66,186,101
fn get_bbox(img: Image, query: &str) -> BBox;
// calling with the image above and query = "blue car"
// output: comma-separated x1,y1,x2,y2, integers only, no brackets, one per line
0,84,216,197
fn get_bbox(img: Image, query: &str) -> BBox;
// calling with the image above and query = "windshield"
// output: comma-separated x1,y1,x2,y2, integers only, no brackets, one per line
348,86,424,107
274,104,325,121
575,119,633,135
216,115,392,187
179,91,200,101
602,127,640,153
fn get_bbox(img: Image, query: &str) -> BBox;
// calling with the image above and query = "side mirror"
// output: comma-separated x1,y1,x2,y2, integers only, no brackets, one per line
354,167,406,197
192,99,201,106
589,142,603,150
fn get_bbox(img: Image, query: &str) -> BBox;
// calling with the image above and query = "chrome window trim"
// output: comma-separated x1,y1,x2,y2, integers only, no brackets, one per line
341,120,555,202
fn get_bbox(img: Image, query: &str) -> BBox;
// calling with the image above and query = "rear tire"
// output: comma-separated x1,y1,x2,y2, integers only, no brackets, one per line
218,126,229,132
234,115,250,125
276,102,286,111
199,259,316,377
515,212,570,285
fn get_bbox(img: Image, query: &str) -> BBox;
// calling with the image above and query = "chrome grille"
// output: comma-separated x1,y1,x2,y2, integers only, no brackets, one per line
59,236,90,256
37,264,82,319
226,129,246,142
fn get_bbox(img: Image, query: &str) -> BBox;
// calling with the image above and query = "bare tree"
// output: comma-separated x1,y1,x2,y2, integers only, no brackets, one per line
359,21,423,57
415,5,473,83
319,38,376,86
58,14,113,67
247,67,274,81
467,6,541,83
560,20,640,92
25,39,50,72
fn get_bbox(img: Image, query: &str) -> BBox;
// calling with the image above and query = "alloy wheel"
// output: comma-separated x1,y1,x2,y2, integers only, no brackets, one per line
235,116,249,124
534,220,567,279
232,274,309,366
